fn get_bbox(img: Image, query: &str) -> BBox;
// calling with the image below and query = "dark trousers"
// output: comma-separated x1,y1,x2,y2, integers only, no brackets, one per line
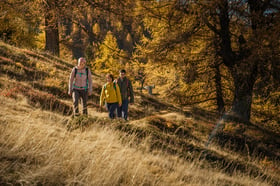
106,102,118,119
117,99,128,120
72,89,88,115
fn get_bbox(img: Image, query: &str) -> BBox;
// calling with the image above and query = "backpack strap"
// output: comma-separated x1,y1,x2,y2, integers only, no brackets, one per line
74,67,88,78
85,67,88,90
75,67,77,76
105,82,116,90
113,82,116,90
85,67,88,79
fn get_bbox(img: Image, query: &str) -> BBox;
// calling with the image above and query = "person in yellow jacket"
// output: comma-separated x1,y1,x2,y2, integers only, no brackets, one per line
100,73,122,119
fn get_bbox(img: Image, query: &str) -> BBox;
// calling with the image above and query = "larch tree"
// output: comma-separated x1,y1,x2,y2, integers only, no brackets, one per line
201,0,280,121
94,31,126,74
0,0,40,48
137,0,280,122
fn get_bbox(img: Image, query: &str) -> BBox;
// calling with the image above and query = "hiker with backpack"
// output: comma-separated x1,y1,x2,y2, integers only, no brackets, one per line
115,69,134,120
100,73,122,119
68,57,92,116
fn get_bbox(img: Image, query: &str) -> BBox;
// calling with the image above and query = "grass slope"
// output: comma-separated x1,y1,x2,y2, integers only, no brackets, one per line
0,41,279,185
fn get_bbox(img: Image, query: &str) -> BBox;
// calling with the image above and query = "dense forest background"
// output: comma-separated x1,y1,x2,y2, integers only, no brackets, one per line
1,0,280,122
1,1,280,185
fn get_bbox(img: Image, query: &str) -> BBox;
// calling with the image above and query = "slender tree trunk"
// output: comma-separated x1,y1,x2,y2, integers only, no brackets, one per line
61,18,72,38
72,26,84,59
45,17,59,56
140,78,145,93
44,0,59,56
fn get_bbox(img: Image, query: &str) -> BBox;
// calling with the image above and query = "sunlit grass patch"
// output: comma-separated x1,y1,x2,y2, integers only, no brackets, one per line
66,115,100,131
0,83,72,115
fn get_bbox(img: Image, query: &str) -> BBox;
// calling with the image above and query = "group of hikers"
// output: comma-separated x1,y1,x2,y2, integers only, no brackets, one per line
68,57,134,120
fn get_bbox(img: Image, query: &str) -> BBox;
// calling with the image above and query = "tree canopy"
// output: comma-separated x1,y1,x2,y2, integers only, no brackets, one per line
0,0,279,122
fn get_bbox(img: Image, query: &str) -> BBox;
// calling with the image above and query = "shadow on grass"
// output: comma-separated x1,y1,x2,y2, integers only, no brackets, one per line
110,120,280,185
2,84,73,116
32,82,68,99
0,56,48,81
214,130,280,161
0,45,34,68
24,89,72,116
23,50,75,73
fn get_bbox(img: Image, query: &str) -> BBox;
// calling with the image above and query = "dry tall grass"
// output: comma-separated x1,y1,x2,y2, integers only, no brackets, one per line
0,96,275,186
1,41,279,185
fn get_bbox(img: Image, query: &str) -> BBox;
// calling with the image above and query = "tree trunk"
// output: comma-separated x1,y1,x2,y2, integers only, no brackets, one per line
217,0,256,122
228,66,257,122
45,17,60,56
226,0,264,122
44,0,59,56
72,26,84,59
61,18,72,38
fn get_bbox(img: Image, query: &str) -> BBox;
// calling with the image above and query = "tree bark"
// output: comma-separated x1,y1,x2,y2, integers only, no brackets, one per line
71,26,84,59
215,0,261,122
227,0,267,122
227,64,258,122
45,17,60,56
44,0,59,56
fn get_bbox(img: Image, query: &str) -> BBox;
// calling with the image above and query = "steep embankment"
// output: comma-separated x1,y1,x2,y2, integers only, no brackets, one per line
0,41,279,185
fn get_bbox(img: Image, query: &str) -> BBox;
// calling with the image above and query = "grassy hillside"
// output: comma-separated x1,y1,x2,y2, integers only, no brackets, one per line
0,41,279,185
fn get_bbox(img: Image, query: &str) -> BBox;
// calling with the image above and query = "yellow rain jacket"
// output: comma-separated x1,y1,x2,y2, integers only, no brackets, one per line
100,82,122,106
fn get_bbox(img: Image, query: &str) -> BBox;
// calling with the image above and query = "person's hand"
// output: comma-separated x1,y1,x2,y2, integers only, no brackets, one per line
68,91,72,96
88,92,92,96
98,105,103,112
119,103,122,107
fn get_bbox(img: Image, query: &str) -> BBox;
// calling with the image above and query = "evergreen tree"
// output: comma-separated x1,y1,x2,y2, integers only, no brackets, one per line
0,0,40,48
94,31,126,74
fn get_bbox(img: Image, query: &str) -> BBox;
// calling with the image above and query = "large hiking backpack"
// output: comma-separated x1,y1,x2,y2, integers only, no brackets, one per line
75,67,88,78
73,67,89,91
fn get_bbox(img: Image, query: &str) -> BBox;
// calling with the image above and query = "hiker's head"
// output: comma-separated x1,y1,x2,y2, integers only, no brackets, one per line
78,57,86,69
119,69,126,78
106,73,114,83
